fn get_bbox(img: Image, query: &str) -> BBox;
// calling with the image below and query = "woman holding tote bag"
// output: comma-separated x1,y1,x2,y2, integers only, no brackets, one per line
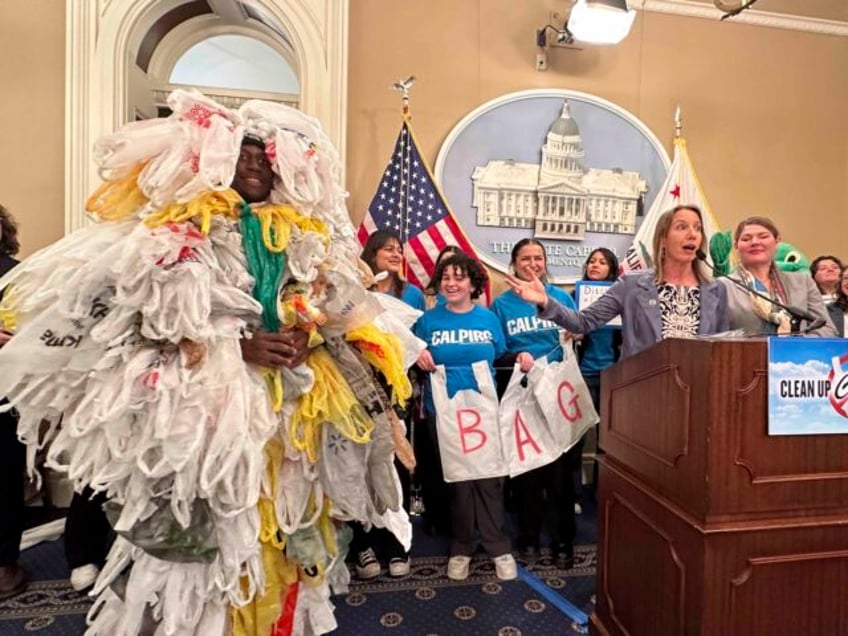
414,252,517,582
491,238,580,569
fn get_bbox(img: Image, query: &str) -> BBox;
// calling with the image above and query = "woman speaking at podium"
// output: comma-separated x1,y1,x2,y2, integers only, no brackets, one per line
506,205,729,358
723,216,835,337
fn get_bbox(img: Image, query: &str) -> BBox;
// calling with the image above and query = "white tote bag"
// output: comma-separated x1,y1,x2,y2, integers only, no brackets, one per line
529,353,598,454
498,364,562,477
431,361,507,482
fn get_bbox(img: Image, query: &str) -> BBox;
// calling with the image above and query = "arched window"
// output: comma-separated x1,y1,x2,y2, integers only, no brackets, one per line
171,35,299,95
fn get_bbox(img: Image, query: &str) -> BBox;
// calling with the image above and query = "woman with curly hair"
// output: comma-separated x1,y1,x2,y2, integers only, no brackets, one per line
413,252,517,582
423,244,462,309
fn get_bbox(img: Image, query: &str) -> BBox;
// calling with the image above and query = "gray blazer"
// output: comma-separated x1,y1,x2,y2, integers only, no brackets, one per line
539,270,729,359
721,270,837,337
826,302,845,337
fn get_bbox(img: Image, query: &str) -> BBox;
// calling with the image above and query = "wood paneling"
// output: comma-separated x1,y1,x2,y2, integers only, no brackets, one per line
592,339,848,635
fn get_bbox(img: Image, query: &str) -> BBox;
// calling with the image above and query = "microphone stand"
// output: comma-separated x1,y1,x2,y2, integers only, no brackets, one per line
696,251,824,335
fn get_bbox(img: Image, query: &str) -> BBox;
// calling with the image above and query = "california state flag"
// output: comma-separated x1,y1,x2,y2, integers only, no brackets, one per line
621,136,721,272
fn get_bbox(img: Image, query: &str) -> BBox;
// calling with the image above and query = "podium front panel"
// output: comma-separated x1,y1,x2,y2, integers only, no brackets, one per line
601,338,848,522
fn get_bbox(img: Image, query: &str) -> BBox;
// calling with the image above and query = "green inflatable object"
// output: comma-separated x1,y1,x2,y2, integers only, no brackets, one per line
773,241,809,273
708,231,733,277
708,229,809,274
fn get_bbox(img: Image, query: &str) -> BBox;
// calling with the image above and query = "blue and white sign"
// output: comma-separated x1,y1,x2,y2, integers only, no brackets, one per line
574,281,621,327
768,337,848,436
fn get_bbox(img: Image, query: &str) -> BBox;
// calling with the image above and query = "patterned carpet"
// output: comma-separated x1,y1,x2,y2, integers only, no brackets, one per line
336,547,596,635
0,505,597,635
0,538,91,635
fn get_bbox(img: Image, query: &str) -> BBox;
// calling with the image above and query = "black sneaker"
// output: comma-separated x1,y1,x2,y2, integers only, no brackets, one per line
355,548,381,579
519,544,539,561
555,546,574,570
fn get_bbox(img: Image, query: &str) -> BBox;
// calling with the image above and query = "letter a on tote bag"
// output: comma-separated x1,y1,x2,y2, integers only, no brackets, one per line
431,361,507,482
529,353,598,454
498,364,560,477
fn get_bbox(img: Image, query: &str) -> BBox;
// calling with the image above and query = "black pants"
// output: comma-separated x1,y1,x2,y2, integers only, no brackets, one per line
449,476,510,557
425,415,510,557
417,414,450,535
64,489,113,569
0,408,24,566
584,373,604,494
349,522,406,561
513,441,581,552
349,454,409,561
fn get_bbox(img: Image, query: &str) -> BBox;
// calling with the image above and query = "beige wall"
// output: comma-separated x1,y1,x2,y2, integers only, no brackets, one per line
0,0,65,258
1,0,847,265
347,0,848,271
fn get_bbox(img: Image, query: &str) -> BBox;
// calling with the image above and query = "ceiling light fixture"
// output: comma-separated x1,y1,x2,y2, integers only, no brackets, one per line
566,0,636,45
536,23,575,48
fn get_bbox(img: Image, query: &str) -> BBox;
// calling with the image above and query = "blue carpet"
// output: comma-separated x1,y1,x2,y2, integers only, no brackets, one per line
335,546,596,635
0,503,598,635
0,538,89,635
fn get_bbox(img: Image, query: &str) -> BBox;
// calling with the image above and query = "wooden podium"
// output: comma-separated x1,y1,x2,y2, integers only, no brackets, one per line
590,338,848,636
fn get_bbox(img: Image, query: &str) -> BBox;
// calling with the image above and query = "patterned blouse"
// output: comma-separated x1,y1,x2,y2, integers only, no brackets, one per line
657,283,700,339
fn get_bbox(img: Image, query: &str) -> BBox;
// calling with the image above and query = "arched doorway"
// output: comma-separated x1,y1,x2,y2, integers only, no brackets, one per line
65,0,348,231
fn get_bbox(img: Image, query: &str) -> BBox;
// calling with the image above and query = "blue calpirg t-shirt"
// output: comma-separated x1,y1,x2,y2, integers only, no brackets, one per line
400,283,426,311
490,283,576,363
579,328,618,375
413,304,506,416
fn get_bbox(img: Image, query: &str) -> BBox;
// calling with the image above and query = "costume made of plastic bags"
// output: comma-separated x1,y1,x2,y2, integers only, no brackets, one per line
0,89,415,636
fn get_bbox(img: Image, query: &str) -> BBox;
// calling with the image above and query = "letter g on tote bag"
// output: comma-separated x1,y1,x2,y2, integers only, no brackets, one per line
529,353,598,453
431,361,507,482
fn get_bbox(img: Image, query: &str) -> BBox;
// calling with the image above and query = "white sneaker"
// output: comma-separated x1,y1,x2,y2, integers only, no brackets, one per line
574,502,583,515
355,548,381,579
493,553,517,581
70,564,100,592
388,556,411,577
446,555,471,581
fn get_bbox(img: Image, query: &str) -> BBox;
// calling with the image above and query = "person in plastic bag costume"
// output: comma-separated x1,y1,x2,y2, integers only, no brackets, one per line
0,89,416,636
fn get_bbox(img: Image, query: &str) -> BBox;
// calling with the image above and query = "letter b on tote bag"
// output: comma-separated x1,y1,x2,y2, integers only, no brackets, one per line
431,361,507,482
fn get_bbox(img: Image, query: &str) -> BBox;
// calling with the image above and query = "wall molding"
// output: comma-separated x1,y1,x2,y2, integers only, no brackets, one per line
636,0,848,37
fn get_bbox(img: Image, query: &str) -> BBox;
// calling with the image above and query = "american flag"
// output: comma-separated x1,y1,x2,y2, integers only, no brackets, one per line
357,119,485,297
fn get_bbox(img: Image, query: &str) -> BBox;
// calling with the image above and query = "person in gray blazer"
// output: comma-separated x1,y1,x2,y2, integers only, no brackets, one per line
722,216,836,337
506,205,730,359
826,265,848,337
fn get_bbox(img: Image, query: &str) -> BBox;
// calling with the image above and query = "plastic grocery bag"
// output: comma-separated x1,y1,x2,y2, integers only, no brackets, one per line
528,353,598,454
431,361,507,482
498,364,561,477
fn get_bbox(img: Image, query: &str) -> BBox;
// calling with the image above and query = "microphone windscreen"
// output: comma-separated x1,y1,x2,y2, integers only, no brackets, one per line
696,249,708,261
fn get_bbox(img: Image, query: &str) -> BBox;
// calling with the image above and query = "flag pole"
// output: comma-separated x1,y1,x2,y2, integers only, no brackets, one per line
390,75,417,279
674,105,682,139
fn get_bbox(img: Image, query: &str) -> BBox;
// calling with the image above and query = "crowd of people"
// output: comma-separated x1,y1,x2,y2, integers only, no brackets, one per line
0,91,845,635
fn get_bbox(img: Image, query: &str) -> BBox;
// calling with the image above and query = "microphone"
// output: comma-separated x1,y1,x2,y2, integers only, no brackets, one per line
696,250,821,334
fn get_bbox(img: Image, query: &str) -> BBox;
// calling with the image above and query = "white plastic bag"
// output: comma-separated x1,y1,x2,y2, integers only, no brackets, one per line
431,361,507,482
528,353,598,454
498,364,561,477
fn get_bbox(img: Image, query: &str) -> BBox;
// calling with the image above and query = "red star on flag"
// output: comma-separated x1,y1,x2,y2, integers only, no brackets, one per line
670,184,681,198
